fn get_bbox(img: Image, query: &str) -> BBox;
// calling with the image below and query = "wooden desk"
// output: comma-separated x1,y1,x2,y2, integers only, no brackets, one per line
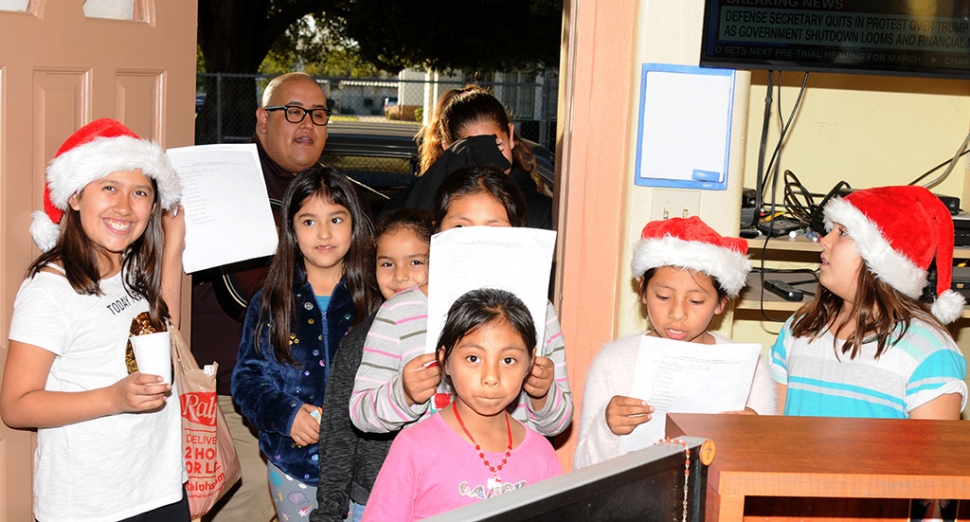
666,413,970,522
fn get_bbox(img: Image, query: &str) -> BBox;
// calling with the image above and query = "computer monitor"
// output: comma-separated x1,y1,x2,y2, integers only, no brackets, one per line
424,436,709,522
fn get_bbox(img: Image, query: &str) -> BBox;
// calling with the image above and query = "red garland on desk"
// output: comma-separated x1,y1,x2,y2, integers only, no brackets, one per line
657,437,691,522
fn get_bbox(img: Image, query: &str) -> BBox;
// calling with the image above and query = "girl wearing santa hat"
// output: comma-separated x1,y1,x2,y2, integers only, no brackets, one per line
771,185,966,420
574,216,776,469
0,119,189,521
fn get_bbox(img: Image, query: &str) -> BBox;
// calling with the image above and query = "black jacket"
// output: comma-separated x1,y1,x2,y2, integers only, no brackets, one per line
379,135,553,230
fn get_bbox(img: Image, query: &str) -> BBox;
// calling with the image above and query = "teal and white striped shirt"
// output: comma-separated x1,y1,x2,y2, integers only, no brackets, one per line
770,316,967,418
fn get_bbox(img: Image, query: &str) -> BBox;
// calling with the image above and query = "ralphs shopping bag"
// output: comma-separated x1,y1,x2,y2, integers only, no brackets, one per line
172,328,241,517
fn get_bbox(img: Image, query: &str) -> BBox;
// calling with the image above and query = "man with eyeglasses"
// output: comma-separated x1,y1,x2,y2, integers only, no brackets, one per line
191,72,331,522
256,74,331,175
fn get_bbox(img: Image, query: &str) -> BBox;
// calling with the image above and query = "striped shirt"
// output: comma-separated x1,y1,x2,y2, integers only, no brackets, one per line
350,287,573,435
770,317,967,418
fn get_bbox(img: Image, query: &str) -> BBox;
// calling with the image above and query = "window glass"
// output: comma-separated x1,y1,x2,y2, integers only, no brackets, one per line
83,0,142,21
0,0,30,12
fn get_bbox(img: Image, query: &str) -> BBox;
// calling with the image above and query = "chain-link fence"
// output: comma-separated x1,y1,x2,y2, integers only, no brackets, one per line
195,72,559,152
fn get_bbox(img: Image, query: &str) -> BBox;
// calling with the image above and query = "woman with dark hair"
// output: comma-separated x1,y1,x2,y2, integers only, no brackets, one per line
381,85,553,230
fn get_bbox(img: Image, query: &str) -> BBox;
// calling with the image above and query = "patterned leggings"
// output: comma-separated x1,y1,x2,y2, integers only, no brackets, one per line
267,461,318,521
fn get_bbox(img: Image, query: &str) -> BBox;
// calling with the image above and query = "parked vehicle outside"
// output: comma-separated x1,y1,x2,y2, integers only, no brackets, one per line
322,121,554,216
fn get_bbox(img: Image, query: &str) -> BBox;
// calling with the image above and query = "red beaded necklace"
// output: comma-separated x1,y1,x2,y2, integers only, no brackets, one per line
452,401,513,476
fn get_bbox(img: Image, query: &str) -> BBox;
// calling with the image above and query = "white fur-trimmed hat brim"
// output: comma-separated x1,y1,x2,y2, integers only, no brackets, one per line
46,135,180,211
824,197,925,298
631,236,752,297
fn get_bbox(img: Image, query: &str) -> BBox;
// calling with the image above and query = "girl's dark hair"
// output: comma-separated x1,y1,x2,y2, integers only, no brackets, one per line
637,267,729,304
27,177,170,330
256,165,381,365
417,85,536,176
375,208,434,245
790,261,948,359
435,288,537,369
432,165,528,230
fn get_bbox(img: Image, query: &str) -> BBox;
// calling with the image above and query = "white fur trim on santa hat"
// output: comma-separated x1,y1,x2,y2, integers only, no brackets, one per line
30,211,60,253
931,289,965,324
824,197,926,299
631,235,752,297
46,135,180,211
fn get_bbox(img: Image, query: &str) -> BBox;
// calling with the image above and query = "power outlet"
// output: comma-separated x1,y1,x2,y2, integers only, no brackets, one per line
650,189,700,221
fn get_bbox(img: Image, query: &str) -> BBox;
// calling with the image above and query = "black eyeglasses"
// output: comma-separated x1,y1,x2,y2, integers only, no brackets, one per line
264,105,332,126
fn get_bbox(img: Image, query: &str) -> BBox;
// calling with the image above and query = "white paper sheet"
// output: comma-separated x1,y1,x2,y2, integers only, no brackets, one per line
424,227,557,354
166,144,279,273
617,336,761,454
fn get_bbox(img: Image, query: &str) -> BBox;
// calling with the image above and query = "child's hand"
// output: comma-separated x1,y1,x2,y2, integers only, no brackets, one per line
523,356,554,401
402,353,441,407
290,404,321,447
606,395,654,435
112,372,171,413
162,205,186,253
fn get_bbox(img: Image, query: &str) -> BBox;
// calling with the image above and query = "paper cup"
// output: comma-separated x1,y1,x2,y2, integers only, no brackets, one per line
131,331,172,384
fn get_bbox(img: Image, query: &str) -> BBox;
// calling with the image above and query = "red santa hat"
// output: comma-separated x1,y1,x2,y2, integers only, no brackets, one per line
823,185,963,323
30,118,181,252
632,216,751,298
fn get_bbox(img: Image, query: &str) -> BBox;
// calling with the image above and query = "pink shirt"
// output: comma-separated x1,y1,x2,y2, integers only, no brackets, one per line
362,413,562,521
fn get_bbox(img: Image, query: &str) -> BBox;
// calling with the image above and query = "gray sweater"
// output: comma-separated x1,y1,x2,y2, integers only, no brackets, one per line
312,312,396,521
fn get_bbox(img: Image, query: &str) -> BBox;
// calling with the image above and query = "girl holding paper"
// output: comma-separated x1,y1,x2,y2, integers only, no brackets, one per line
349,165,573,438
0,119,188,521
574,217,775,469
232,165,382,520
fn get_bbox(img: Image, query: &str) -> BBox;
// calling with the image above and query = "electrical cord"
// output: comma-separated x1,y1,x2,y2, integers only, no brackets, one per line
758,72,810,204
908,129,970,187
756,72,811,241
754,72,811,322
747,71,775,228
782,169,814,224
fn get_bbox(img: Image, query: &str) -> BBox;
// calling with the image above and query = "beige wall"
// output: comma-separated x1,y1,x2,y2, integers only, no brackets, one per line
615,1,749,339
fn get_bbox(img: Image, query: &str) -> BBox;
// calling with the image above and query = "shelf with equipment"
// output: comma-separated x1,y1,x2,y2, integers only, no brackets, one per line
736,236,970,318
735,235,821,315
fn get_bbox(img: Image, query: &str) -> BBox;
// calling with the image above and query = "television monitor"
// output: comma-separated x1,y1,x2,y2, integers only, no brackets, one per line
424,436,709,522
700,0,970,79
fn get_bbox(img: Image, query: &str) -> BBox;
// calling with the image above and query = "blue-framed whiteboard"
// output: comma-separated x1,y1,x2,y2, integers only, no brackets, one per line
634,63,735,190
